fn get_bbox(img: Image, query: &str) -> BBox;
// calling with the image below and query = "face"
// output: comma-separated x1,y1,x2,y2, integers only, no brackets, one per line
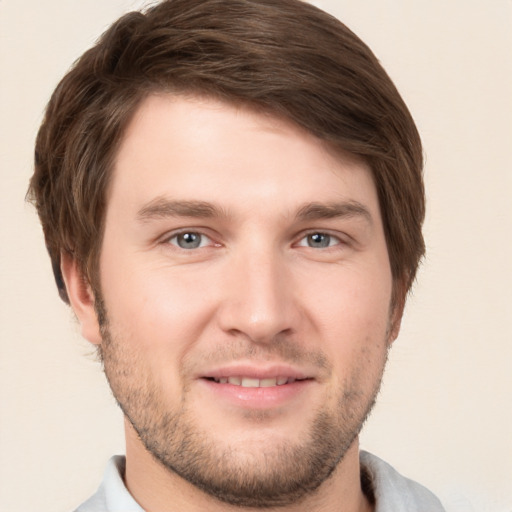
84,95,398,507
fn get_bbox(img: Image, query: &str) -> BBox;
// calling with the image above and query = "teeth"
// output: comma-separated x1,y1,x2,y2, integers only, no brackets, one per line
214,376,298,387
241,377,260,387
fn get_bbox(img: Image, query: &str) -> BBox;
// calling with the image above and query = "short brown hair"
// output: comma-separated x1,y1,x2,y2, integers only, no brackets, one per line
28,0,425,303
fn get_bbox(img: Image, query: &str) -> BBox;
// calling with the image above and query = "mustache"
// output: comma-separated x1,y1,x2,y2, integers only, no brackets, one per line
183,337,331,373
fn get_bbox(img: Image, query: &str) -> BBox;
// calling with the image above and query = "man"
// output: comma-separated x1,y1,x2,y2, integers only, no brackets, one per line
27,0,445,510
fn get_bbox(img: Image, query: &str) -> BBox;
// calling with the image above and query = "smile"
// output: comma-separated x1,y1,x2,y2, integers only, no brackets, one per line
209,376,306,387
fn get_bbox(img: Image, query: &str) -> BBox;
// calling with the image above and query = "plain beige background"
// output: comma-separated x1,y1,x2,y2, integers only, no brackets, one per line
1,1,511,511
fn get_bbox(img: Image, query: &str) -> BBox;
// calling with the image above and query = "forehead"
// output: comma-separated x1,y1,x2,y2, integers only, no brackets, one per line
108,93,380,220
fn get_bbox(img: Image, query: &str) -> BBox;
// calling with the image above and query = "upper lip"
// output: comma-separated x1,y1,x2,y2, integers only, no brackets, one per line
198,363,314,381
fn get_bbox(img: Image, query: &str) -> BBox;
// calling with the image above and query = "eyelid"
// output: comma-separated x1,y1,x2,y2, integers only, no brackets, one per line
294,230,347,248
157,227,352,251
161,228,219,249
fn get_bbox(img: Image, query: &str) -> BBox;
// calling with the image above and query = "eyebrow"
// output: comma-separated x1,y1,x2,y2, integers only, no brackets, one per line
296,201,373,225
136,197,373,225
137,198,224,222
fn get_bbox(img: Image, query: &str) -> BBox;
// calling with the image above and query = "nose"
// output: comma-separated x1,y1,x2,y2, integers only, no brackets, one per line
217,246,299,345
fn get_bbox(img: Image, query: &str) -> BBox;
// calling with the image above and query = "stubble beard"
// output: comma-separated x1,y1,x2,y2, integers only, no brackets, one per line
96,300,387,508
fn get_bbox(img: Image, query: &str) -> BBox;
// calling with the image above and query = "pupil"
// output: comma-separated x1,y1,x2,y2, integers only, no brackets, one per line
309,233,330,248
179,232,201,249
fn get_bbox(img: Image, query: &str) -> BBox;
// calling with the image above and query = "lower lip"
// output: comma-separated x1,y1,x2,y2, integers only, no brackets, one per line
199,379,315,409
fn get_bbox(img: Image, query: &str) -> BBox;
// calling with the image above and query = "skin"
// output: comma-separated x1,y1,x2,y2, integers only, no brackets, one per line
62,94,403,512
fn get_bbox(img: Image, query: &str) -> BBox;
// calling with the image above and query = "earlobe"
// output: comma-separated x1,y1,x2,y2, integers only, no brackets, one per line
60,252,102,345
388,306,403,344
388,278,407,345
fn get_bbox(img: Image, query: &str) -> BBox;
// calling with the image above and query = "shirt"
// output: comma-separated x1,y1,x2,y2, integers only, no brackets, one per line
75,451,446,511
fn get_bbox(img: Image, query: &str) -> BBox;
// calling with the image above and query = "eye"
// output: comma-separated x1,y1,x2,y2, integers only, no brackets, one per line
168,231,212,250
297,232,341,249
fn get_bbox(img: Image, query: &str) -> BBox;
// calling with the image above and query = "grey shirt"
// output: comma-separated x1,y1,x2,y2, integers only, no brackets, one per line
75,451,445,511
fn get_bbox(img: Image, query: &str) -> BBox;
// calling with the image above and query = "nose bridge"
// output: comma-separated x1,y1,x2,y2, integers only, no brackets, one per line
219,239,296,343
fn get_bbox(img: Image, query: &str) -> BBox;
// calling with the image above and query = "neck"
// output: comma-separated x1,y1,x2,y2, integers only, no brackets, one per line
123,421,373,512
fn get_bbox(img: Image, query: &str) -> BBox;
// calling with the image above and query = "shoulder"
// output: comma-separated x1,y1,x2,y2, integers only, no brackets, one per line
360,451,446,512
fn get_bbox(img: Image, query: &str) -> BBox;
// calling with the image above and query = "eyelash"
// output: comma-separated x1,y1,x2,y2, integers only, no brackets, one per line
295,231,344,249
163,229,346,251
165,230,217,250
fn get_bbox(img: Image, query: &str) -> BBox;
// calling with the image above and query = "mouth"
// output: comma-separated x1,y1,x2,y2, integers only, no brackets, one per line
198,367,316,409
204,376,309,387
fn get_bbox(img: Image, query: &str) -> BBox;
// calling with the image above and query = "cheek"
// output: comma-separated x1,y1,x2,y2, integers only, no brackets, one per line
99,255,219,362
305,264,392,373
99,269,216,403
308,263,392,333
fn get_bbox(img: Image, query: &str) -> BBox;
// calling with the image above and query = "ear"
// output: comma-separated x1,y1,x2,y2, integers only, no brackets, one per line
60,252,102,345
387,277,407,345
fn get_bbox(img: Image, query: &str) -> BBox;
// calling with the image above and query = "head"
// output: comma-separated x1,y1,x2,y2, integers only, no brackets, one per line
29,0,424,306
28,0,425,508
